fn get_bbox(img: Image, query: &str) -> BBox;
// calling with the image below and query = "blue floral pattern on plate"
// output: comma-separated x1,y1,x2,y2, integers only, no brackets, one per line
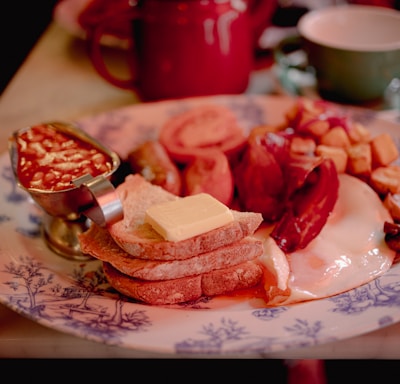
1,94,400,356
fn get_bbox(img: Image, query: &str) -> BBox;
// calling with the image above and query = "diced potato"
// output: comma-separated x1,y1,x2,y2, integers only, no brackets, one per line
346,143,372,176
319,126,351,148
370,165,400,195
347,122,371,144
290,136,316,154
299,114,330,137
285,103,299,123
302,98,325,115
384,193,400,221
370,132,399,167
315,145,348,173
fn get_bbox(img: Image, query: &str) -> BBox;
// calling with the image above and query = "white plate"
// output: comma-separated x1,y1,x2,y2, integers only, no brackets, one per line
2,94,400,357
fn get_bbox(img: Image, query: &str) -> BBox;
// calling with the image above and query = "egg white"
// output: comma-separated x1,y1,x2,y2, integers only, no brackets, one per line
260,173,396,306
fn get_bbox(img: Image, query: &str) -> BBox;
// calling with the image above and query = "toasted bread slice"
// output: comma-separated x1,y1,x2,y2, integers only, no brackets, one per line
108,174,263,260
103,260,263,305
80,224,263,280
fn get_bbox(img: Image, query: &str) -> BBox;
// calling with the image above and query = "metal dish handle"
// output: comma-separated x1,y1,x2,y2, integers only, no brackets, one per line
73,174,123,227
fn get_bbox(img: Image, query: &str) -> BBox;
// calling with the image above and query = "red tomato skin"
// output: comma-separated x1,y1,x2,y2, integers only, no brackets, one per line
182,150,234,206
234,137,287,222
271,158,339,253
234,127,339,253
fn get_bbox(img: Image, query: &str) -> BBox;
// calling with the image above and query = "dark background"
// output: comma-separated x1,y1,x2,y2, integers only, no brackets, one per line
1,0,59,95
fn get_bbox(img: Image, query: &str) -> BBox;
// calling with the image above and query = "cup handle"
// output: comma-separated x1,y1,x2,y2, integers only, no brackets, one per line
273,34,315,95
274,35,307,68
86,9,139,90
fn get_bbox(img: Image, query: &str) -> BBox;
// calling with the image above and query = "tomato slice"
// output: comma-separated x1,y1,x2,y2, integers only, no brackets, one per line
271,158,339,253
234,127,339,252
234,134,287,221
182,149,234,206
283,152,324,198
159,105,247,163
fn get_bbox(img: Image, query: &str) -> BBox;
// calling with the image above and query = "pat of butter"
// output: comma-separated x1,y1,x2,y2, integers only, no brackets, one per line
145,193,234,242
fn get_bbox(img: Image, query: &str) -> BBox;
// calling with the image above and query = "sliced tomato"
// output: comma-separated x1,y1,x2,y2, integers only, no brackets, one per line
159,105,247,164
182,149,234,206
283,152,324,198
235,127,339,252
234,133,288,222
271,158,339,253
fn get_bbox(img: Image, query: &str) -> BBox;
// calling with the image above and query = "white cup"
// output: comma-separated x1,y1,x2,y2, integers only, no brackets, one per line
275,4,400,103
298,4,400,102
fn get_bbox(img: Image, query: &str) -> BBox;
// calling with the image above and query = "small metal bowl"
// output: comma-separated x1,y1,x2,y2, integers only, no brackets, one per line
8,121,123,260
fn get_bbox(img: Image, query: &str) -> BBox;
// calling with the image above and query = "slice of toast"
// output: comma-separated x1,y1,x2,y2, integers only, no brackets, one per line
80,224,263,280
107,174,263,261
103,260,263,305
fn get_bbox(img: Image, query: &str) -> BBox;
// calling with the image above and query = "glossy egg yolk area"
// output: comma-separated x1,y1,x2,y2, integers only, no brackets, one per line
16,124,113,191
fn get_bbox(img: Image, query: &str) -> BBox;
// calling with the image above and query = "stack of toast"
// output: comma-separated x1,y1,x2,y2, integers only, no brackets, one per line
79,174,264,305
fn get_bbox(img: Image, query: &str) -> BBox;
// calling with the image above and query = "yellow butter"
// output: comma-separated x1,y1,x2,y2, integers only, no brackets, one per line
145,193,234,242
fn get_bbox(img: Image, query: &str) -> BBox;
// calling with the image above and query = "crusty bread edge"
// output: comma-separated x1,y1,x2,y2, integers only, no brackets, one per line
103,260,263,305
80,223,264,280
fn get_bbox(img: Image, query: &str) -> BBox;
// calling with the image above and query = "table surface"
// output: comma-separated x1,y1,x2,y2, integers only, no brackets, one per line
1,21,400,359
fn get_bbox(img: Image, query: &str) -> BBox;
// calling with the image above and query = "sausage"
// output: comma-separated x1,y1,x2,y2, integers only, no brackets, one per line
127,141,182,196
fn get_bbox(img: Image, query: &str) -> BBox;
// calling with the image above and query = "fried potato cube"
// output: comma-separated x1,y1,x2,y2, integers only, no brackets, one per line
384,193,400,222
370,165,400,195
285,103,299,123
315,145,348,173
370,133,399,167
299,114,330,137
319,126,351,148
347,122,371,144
346,143,372,176
290,136,316,154
302,97,325,115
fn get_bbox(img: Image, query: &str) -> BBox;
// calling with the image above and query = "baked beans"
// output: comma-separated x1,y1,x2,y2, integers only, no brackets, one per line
16,124,113,191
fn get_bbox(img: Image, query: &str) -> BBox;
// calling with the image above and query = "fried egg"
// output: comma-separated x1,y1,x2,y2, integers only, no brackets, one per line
260,173,396,306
